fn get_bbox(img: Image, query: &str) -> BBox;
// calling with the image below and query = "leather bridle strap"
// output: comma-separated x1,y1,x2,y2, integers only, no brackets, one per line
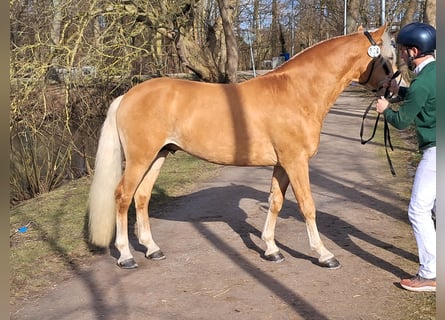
359,70,400,177
364,31,377,46
359,99,396,176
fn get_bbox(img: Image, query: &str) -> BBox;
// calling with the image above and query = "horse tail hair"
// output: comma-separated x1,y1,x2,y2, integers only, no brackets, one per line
88,95,124,247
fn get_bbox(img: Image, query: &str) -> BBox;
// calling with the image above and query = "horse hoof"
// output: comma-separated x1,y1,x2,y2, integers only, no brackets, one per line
147,250,166,261
118,258,138,269
265,252,285,263
319,257,341,269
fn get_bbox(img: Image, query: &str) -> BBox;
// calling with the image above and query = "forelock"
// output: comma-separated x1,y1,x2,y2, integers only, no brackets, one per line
380,30,393,59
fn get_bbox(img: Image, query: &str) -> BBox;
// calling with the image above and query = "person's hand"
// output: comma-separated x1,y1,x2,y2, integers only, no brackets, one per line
376,97,389,114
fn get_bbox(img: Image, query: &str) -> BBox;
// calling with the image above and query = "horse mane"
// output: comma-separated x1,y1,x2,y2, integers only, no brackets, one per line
379,29,393,60
264,26,393,76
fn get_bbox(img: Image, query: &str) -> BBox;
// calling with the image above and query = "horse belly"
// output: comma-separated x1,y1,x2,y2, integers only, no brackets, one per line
174,130,278,166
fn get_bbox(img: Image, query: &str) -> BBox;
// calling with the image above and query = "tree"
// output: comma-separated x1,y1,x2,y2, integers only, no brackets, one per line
346,0,360,33
217,0,239,82
174,0,239,82
423,0,436,27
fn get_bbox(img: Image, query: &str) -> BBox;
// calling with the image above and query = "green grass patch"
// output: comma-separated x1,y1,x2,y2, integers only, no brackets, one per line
10,151,221,305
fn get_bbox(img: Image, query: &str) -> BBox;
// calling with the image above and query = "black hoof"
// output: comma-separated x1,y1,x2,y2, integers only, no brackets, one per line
264,252,285,263
118,258,138,269
147,250,166,261
319,257,341,269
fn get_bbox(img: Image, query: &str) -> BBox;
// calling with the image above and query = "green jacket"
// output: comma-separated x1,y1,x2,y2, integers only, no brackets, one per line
384,61,436,151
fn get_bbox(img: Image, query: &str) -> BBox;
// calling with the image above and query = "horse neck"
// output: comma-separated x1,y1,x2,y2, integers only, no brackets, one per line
263,34,370,118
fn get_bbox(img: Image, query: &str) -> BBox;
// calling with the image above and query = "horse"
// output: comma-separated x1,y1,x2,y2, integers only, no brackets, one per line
88,24,395,269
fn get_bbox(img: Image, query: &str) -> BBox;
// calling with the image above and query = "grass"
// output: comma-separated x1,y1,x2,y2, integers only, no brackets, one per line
10,151,221,305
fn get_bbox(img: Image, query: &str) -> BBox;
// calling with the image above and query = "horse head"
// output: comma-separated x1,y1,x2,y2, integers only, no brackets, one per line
357,24,395,97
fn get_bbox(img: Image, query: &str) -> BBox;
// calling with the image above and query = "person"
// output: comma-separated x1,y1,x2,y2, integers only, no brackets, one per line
376,22,436,292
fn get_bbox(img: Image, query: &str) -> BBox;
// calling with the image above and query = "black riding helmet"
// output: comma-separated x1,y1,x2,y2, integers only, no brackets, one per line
397,22,436,54
397,22,435,70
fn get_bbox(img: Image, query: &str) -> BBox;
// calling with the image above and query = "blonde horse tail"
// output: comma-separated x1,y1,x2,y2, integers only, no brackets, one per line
88,95,124,247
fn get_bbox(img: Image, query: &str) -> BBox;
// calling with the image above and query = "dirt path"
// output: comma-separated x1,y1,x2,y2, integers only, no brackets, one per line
11,89,434,319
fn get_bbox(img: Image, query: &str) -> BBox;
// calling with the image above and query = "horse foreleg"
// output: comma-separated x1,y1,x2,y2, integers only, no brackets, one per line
285,160,341,269
262,165,290,262
134,151,168,261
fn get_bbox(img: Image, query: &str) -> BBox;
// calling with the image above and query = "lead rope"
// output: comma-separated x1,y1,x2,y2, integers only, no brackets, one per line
360,71,400,176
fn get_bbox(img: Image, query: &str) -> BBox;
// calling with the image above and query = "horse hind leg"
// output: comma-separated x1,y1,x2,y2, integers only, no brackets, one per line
115,149,165,269
134,150,169,261
262,166,290,262
114,166,145,269
285,159,341,269
114,150,165,269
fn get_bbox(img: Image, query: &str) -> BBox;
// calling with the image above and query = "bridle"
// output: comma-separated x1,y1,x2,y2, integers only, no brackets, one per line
358,56,393,91
359,30,400,176
358,31,393,90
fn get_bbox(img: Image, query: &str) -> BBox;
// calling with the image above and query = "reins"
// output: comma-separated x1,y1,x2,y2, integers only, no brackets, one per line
359,70,400,176
359,30,399,176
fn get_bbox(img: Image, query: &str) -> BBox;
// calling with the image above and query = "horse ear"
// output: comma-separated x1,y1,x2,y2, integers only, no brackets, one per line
357,25,363,31
371,23,388,39
374,22,387,38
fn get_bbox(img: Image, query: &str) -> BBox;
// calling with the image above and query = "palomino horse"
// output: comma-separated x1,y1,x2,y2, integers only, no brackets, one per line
89,24,394,269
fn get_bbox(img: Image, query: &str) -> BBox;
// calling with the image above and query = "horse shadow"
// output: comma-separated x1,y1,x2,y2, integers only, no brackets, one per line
114,174,417,279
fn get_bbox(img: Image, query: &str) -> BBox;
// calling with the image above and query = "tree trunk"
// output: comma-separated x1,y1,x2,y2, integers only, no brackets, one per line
270,0,280,56
217,0,238,83
346,0,360,33
423,0,436,27
401,0,418,27
47,0,63,83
